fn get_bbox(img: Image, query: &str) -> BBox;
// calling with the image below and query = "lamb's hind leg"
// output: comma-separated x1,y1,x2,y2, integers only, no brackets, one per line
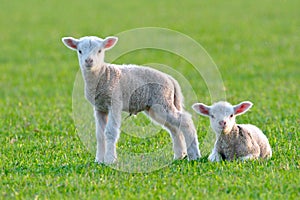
175,111,201,160
146,105,201,160
163,110,201,160
94,109,108,164
145,106,187,160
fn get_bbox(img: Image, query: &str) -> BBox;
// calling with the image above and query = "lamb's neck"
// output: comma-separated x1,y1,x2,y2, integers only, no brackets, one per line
82,65,106,90
230,124,239,134
217,123,239,138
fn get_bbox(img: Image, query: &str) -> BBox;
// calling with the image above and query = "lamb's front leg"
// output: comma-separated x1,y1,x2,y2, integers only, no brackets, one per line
208,141,221,162
208,147,221,162
104,108,122,164
94,109,108,164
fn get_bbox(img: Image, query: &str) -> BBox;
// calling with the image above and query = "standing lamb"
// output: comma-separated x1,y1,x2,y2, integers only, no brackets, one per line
62,36,201,164
192,101,272,162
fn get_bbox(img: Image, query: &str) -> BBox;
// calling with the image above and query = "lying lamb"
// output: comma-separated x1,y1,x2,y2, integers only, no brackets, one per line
192,101,272,162
62,35,201,164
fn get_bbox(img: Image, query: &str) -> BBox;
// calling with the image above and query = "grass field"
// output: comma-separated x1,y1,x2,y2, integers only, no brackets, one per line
1,0,299,199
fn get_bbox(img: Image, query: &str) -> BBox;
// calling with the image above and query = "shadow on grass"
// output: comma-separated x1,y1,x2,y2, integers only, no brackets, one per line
5,153,280,178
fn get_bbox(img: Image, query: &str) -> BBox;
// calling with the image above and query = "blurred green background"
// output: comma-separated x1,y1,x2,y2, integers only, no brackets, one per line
0,0,299,199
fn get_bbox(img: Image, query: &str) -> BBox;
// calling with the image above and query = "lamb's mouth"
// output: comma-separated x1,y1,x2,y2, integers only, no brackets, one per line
220,126,230,134
84,64,94,70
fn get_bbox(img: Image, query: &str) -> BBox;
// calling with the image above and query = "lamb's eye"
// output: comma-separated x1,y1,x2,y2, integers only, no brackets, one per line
98,49,102,53
211,115,215,119
78,50,82,54
230,114,234,118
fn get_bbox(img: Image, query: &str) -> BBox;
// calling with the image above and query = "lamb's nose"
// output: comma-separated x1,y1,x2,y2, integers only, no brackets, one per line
85,58,93,65
219,120,226,126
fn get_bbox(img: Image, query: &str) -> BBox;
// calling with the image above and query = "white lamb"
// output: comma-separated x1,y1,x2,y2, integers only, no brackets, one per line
192,101,272,162
62,36,201,164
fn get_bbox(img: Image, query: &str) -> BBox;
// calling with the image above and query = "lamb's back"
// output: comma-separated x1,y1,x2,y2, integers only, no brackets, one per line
106,64,177,114
239,124,272,158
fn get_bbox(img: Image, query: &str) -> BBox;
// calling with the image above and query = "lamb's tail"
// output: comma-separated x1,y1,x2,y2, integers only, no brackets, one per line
169,76,184,111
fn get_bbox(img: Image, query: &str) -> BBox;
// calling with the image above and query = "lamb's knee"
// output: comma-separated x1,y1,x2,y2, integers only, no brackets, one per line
252,142,261,158
179,112,197,132
104,125,120,143
260,144,272,159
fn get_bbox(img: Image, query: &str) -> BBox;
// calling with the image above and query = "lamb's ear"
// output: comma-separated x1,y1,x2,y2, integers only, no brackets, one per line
62,37,79,51
233,101,253,116
192,103,211,117
103,36,118,50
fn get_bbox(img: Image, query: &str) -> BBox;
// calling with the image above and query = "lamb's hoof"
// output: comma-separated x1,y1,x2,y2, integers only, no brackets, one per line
208,153,220,162
187,148,201,161
104,155,117,165
95,158,104,164
188,152,201,161
174,152,187,160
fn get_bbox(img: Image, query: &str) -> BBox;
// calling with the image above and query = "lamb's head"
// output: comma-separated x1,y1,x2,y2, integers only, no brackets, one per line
192,101,253,135
62,36,118,70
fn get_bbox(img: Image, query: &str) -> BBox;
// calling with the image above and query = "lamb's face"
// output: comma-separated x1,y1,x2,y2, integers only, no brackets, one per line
192,101,253,136
62,36,118,71
76,37,105,70
209,102,236,134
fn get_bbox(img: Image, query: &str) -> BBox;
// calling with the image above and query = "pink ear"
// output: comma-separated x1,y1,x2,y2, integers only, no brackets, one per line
192,103,210,117
62,37,78,50
65,39,77,49
104,37,118,50
234,101,253,115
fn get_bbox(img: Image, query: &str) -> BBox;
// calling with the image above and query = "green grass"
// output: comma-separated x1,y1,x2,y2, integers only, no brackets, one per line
1,0,299,199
